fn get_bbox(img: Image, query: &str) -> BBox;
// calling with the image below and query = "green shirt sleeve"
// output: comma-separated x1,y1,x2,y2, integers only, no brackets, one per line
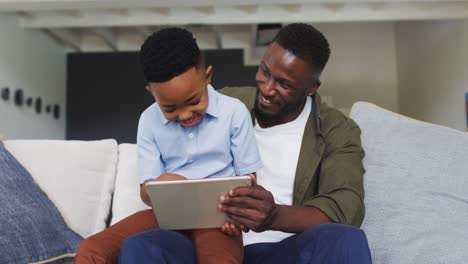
303,114,366,227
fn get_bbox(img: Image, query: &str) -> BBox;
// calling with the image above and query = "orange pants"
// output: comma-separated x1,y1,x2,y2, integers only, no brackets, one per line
74,210,243,264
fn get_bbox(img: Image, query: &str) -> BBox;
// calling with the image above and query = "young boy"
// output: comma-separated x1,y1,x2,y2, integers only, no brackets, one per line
131,27,262,263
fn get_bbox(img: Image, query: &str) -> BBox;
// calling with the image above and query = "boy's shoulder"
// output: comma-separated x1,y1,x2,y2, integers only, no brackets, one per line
139,102,160,121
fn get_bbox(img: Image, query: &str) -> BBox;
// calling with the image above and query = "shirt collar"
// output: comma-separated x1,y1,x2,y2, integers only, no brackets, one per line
161,84,219,125
311,93,323,136
204,84,220,118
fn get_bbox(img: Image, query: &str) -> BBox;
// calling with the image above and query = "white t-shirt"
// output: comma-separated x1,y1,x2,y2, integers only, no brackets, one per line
243,97,312,245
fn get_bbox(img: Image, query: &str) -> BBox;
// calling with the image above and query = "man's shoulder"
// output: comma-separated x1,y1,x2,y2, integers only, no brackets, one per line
213,88,253,124
317,97,360,137
217,86,257,110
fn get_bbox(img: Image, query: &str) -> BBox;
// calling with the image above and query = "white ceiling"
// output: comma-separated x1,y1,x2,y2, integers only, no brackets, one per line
1,0,467,53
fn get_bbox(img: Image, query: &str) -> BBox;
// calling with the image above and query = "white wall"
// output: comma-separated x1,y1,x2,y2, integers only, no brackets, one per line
317,22,399,112
0,14,66,140
395,19,468,131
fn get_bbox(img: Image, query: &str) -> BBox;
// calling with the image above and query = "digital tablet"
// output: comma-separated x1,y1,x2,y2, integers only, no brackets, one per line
145,175,252,230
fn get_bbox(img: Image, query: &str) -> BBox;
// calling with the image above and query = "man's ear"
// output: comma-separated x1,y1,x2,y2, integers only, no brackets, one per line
205,65,214,84
308,80,321,96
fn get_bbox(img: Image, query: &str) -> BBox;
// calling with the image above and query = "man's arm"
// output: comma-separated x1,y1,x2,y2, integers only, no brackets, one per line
219,185,331,233
303,116,365,226
219,113,365,232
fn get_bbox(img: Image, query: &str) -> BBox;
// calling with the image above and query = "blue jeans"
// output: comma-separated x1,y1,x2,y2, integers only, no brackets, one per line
119,223,372,264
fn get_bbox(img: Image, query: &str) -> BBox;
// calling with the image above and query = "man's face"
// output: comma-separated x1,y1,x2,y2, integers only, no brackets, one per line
255,42,320,126
146,66,213,128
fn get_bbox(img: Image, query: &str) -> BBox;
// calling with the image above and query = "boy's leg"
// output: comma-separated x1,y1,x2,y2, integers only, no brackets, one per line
120,229,196,264
243,223,371,264
74,209,158,264
191,228,243,264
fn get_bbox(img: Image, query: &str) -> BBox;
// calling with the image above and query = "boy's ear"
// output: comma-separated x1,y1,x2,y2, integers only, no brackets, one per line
145,84,152,94
205,65,214,84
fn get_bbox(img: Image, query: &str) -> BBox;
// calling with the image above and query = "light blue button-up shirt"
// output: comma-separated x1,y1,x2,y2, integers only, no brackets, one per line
137,85,262,183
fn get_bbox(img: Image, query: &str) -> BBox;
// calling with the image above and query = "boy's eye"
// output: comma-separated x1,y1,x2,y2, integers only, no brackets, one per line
189,100,200,106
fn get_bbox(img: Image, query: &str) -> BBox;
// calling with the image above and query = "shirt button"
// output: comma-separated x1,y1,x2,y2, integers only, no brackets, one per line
189,133,194,139
188,159,193,164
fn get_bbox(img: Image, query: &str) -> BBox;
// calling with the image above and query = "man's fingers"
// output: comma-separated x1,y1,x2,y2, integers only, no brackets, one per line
223,205,260,220
221,195,262,209
227,185,269,200
227,215,257,231
249,173,257,186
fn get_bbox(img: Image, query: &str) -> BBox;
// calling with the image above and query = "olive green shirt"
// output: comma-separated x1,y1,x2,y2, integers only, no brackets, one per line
219,87,365,227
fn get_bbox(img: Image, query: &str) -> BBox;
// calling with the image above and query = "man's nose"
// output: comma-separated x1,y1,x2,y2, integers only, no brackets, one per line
262,78,277,97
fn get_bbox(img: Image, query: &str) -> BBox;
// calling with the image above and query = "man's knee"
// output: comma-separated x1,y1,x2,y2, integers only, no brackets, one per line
302,223,365,240
320,223,367,242
121,233,145,253
297,223,370,253
297,224,371,263
120,230,196,263
122,229,185,251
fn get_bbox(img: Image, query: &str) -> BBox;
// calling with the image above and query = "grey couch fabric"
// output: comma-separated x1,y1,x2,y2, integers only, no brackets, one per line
0,142,82,263
351,102,468,264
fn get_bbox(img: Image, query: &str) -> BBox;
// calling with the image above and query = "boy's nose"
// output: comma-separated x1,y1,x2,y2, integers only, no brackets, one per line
178,111,193,121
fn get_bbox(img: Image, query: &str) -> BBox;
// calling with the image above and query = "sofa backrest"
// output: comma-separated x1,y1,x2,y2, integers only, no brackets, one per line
351,102,468,264
111,143,150,225
4,139,118,238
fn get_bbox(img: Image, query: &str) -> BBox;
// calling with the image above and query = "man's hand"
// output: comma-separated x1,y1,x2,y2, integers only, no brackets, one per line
218,184,280,232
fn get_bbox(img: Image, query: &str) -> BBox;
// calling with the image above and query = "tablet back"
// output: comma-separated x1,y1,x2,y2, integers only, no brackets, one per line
146,176,251,230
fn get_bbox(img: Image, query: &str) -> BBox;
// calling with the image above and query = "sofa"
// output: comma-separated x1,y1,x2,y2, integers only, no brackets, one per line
2,102,467,263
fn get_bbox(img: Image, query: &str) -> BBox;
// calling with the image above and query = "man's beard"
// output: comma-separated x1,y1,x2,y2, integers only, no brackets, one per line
253,95,294,123
254,100,279,121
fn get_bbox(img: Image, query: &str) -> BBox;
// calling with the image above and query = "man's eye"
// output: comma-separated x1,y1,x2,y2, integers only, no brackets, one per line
262,68,271,77
279,81,290,89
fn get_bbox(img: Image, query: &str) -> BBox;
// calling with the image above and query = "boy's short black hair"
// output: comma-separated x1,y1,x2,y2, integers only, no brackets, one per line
140,27,202,83
273,23,330,76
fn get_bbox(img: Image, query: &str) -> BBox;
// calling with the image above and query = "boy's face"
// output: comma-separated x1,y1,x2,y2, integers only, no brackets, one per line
146,66,213,128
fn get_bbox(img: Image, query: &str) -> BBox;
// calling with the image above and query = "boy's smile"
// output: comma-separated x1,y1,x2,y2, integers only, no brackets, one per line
146,66,213,128
177,112,204,128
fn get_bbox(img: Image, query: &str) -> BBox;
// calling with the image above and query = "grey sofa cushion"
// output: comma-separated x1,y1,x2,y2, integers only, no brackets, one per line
351,102,468,264
0,142,82,263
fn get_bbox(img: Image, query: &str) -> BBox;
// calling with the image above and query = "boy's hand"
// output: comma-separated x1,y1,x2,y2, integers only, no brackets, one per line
156,173,187,181
221,223,243,236
141,173,187,206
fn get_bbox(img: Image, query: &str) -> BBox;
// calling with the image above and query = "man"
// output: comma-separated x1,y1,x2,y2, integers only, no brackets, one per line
76,23,371,264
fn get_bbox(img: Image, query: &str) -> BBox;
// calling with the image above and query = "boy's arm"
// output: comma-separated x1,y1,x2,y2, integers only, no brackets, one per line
230,102,262,176
220,103,261,236
137,112,164,205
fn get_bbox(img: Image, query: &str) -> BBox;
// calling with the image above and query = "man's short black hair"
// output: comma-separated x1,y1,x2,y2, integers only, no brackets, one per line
140,27,202,83
273,23,330,76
